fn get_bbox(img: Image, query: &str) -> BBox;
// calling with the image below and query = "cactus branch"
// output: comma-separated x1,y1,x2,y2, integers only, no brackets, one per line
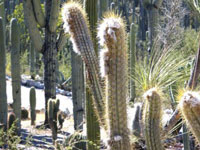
49,0,60,33
32,0,45,27
57,29,67,51
23,0,43,52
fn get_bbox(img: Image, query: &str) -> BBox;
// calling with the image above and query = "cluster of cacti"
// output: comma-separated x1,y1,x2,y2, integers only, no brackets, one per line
179,91,200,144
10,18,21,133
30,87,36,125
62,2,131,150
143,88,163,150
48,98,60,144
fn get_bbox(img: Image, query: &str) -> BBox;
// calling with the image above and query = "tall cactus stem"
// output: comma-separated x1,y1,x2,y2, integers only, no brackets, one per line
179,91,200,144
30,42,35,79
30,87,36,125
130,23,136,102
62,2,106,128
10,18,21,133
0,17,7,130
49,0,60,33
98,12,131,150
143,88,163,150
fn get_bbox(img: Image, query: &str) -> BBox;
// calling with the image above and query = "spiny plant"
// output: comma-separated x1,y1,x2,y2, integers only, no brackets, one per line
179,91,200,144
48,98,60,144
98,12,131,150
30,87,36,125
143,88,163,150
62,1,106,128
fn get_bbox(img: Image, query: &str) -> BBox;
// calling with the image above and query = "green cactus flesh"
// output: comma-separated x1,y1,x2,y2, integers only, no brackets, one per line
30,87,36,125
10,18,21,131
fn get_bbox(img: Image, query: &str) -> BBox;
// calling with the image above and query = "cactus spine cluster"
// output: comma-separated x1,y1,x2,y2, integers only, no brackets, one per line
30,87,36,125
10,18,21,132
0,17,7,129
48,98,60,144
143,88,163,150
62,2,106,128
179,91,200,144
98,13,131,150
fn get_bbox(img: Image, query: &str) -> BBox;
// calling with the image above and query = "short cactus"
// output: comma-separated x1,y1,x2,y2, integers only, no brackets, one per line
48,98,60,144
179,91,200,144
21,108,29,120
98,12,131,150
143,88,163,150
7,112,16,130
30,87,36,125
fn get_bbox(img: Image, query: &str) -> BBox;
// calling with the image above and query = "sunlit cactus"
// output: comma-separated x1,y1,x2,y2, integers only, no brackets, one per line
98,12,131,150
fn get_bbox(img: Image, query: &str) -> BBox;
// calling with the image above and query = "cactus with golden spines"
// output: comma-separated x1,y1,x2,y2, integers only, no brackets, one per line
98,13,131,150
62,1,106,128
143,88,163,150
179,91,200,144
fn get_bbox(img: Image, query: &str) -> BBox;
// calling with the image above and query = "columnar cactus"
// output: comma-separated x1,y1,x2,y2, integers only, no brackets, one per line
48,98,60,144
23,0,67,125
130,23,136,102
98,13,131,150
179,91,200,144
10,18,21,133
30,87,36,125
84,0,100,149
142,0,163,51
143,88,163,150
62,1,106,128
0,17,7,130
